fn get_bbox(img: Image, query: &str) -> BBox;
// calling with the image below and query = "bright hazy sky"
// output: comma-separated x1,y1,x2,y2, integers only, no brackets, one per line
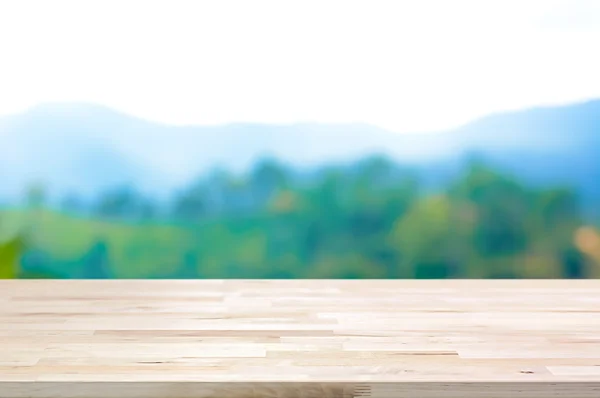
1,0,600,133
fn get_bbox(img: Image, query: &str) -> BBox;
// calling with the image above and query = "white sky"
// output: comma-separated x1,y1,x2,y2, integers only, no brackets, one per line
1,0,600,133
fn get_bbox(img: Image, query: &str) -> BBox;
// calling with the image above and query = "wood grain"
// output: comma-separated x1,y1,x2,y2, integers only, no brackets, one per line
1,280,600,397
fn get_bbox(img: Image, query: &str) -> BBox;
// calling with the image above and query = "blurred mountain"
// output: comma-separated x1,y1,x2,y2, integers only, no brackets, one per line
0,99,598,204
450,99,600,209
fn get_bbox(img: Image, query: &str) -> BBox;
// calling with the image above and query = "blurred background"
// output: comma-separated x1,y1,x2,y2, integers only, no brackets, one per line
1,0,599,279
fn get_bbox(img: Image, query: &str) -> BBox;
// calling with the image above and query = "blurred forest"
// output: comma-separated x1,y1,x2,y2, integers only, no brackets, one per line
1,155,599,279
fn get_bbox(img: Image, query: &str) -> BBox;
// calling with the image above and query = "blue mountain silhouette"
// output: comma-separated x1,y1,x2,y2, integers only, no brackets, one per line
0,99,598,204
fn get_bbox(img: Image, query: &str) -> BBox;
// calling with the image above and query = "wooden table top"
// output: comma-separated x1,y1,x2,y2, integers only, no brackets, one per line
1,280,600,398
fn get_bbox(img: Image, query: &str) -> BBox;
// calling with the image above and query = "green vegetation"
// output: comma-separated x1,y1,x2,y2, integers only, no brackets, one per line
1,156,598,279
0,235,23,278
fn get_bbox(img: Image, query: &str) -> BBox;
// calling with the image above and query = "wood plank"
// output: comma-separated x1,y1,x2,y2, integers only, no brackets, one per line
1,280,600,397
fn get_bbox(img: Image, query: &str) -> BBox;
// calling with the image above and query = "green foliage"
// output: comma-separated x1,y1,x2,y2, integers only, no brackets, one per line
392,196,457,278
0,235,24,279
0,157,596,279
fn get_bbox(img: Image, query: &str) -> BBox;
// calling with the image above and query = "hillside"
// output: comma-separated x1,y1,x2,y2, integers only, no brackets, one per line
0,99,599,204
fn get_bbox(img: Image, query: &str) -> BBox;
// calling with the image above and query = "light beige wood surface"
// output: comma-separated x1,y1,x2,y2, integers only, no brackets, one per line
1,280,600,397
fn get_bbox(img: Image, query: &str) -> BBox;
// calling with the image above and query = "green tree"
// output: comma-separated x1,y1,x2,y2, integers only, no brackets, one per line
0,235,25,279
391,195,461,278
249,158,290,208
173,182,208,221
179,251,199,278
95,186,146,220
450,160,530,259
81,240,111,278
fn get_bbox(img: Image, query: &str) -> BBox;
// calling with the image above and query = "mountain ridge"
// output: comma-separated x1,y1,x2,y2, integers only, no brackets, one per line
1,99,599,204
